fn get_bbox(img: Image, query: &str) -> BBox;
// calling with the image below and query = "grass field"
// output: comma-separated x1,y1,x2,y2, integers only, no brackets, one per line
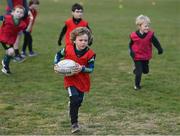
0,0,180,135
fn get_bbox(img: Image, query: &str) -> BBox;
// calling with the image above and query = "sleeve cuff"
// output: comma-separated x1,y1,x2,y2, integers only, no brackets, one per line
81,66,86,72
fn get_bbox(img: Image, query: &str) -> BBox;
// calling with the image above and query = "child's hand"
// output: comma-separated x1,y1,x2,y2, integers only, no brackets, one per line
29,15,34,21
58,39,61,46
25,11,34,32
28,11,34,21
72,63,82,74
130,51,135,58
158,49,163,55
54,64,59,73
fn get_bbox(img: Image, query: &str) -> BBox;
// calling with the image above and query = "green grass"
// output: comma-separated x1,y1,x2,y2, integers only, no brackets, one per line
0,0,180,134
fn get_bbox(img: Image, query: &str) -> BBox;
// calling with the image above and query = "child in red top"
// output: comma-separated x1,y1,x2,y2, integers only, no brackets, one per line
57,3,92,46
21,0,40,57
129,14,163,90
54,27,96,133
5,0,29,62
0,5,33,75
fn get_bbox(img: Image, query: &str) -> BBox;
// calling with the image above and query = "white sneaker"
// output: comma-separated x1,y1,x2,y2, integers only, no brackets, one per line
134,85,141,90
1,60,11,75
21,52,27,58
71,123,80,133
13,55,25,63
29,52,38,57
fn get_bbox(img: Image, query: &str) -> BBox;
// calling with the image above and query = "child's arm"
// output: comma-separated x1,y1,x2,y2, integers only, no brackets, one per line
54,48,65,64
129,39,135,58
58,25,67,46
25,11,34,32
54,48,65,72
81,55,96,73
152,35,163,54
72,55,95,75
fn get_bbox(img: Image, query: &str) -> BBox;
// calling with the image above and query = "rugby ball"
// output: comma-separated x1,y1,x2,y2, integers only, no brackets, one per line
56,59,76,76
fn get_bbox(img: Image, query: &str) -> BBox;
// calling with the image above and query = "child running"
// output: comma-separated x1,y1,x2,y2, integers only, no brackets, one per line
57,3,92,46
129,14,163,90
54,27,96,133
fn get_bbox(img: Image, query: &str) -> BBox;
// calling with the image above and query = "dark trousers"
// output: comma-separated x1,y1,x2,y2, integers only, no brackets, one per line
22,31,33,53
67,86,84,125
133,60,149,87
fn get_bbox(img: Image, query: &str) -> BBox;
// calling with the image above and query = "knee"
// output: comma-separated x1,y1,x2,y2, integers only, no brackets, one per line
135,69,142,76
6,48,15,56
70,96,81,107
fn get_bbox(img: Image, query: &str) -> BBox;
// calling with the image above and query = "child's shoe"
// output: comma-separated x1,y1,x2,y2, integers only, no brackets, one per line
1,60,11,75
29,51,38,57
134,85,141,90
71,123,80,133
21,51,27,58
13,55,25,63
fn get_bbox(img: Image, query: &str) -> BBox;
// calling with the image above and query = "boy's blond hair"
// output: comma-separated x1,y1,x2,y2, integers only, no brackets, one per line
70,27,93,45
135,14,151,26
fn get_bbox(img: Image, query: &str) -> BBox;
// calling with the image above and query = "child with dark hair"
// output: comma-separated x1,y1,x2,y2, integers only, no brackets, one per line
21,0,40,57
129,14,163,90
57,3,92,46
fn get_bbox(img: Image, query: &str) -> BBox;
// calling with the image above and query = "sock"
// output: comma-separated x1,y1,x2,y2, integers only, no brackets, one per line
3,55,12,68
14,49,20,56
